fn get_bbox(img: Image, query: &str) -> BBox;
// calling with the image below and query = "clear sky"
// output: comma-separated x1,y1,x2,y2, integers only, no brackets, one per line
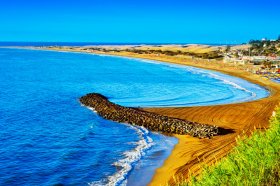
0,0,279,44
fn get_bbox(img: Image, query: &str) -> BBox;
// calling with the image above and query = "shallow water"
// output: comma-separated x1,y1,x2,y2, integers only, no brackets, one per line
0,48,269,186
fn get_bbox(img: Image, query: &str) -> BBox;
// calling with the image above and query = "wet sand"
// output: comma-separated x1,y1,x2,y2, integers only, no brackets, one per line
38,47,280,185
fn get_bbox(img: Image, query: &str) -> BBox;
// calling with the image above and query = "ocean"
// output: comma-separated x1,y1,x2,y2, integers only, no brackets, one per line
0,48,268,186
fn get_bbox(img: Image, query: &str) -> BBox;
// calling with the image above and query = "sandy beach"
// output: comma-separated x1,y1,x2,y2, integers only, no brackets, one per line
38,46,280,185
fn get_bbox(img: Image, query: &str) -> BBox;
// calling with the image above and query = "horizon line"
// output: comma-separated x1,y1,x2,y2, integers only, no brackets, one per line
0,41,243,46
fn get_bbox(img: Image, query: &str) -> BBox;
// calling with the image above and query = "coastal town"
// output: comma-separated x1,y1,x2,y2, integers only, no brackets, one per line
224,38,280,81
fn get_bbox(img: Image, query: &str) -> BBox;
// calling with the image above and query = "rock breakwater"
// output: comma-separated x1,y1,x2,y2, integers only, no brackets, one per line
80,93,220,138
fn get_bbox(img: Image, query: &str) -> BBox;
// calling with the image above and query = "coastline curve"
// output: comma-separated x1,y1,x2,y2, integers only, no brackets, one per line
34,47,280,185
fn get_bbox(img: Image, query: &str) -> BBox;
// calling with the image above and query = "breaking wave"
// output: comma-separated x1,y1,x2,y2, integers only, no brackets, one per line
88,124,154,186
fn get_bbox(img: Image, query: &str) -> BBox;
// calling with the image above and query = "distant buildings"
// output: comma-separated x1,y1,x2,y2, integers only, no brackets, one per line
224,55,280,65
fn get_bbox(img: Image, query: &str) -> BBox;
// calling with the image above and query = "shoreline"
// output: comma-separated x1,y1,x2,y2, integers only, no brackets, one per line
24,47,280,185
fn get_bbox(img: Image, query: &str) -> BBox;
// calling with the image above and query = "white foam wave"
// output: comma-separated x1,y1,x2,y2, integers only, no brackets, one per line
208,73,256,98
104,126,153,186
80,103,98,113
87,125,154,186
82,104,154,186
185,67,257,99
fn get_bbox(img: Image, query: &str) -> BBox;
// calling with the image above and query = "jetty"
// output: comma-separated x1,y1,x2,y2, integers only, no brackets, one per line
79,93,227,138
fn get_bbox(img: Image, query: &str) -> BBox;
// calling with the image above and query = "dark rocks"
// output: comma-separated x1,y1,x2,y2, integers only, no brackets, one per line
80,93,220,138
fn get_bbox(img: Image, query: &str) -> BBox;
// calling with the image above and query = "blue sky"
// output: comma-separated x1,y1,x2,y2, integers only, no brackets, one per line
0,0,279,44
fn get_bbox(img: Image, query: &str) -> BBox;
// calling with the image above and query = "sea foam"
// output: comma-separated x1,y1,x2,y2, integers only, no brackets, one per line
185,66,257,100
87,123,154,186
106,126,153,186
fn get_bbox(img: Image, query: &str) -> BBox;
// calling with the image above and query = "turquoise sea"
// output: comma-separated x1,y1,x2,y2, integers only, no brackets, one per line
0,48,269,186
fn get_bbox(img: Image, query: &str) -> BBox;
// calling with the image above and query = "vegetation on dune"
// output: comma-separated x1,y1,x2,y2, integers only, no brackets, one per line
249,38,280,56
86,45,224,59
178,107,280,186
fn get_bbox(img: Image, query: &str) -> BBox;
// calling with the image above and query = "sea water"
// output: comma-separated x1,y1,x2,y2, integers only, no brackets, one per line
0,48,269,186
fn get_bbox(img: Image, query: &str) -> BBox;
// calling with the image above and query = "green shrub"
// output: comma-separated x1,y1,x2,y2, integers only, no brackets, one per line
179,107,280,186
